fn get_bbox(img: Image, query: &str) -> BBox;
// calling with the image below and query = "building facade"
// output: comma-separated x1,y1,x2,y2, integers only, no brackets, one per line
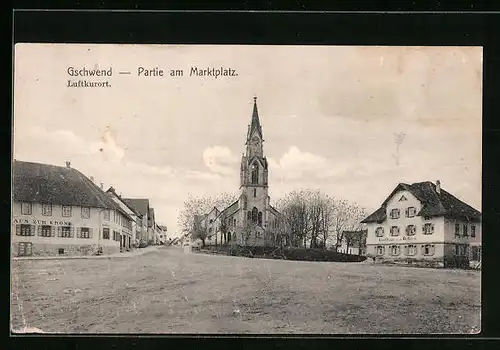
12,160,134,257
107,187,143,251
122,198,150,245
362,181,481,267
198,98,281,247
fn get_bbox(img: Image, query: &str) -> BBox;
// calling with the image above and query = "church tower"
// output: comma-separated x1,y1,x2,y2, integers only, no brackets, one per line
239,97,269,229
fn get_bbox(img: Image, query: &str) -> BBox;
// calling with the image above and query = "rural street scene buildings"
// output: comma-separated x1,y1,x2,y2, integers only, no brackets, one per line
11,44,481,334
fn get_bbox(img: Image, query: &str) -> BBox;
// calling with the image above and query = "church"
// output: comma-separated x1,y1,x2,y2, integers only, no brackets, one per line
201,97,281,247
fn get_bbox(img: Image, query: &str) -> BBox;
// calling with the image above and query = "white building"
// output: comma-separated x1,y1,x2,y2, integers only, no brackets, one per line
12,160,134,257
106,187,144,250
362,180,481,268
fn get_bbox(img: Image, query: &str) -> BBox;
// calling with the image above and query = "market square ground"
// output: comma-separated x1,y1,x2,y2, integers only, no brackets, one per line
11,246,480,334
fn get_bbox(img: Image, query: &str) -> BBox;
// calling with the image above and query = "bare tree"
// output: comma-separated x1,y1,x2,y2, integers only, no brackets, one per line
331,199,367,253
177,192,237,247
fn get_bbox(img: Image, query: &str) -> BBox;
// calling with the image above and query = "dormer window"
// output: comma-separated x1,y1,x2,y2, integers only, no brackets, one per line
390,209,400,219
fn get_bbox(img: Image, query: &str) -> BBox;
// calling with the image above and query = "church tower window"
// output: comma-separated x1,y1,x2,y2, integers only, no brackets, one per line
251,163,259,184
253,188,256,197
252,207,258,223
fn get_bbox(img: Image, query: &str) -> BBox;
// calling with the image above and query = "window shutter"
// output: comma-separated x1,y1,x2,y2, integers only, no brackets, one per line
16,224,20,235
89,228,93,238
51,226,56,237
431,245,435,255
70,226,75,238
57,226,62,237
30,225,36,236
37,225,42,236
422,225,426,234
397,227,400,234
431,224,434,233
404,245,408,255
405,208,409,217
76,227,81,238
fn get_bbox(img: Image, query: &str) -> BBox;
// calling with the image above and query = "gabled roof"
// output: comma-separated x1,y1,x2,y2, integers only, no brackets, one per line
14,160,117,210
122,198,150,216
106,187,142,217
247,155,268,169
246,97,263,142
361,181,481,223
218,199,240,219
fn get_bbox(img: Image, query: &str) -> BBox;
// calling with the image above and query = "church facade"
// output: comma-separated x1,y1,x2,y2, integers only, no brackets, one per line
200,98,281,247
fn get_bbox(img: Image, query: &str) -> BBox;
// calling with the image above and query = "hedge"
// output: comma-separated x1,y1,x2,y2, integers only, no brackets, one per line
200,245,367,263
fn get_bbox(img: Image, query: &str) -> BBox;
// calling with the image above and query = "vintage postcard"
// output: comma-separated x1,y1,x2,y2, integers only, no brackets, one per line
11,44,482,334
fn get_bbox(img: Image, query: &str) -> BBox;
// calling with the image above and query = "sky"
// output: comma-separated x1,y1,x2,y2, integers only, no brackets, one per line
13,44,482,237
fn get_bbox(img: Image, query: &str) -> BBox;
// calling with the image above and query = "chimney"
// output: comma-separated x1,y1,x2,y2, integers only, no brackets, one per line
90,176,94,183
65,161,71,168
100,182,103,190
436,180,441,194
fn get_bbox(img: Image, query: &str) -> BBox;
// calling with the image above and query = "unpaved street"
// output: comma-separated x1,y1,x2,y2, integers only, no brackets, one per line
11,246,480,334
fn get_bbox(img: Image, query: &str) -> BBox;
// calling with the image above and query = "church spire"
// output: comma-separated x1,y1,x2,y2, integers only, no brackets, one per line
248,96,263,140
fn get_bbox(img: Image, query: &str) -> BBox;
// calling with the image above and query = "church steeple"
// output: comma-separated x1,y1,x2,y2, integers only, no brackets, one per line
247,96,263,142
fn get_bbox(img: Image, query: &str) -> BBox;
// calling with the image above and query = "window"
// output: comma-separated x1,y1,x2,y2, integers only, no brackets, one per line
251,163,259,184
42,204,52,216
18,224,34,236
455,223,460,237
62,205,72,217
60,226,72,238
209,219,213,224
375,227,384,237
234,218,237,226
21,202,32,215
253,188,256,197
247,211,251,221
472,246,481,261
405,245,417,256
252,207,258,223
58,248,65,255
406,207,417,218
423,223,434,235
258,212,263,226
390,209,400,219
455,244,465,256
208,227,212,233
390,226,400,236
471,225,476,238
103,210,110,221
399,195,407,202
463,224,468,237
41,225,52,237
422,244,435,256
81,206,90,219
390,245,400,256
102,228,110,240
406,225,416,236
80,227,90,239
18,242,33,257
376,246,385,256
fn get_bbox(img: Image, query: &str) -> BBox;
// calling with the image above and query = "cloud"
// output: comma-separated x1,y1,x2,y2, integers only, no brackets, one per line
202,146,238,175
89,127,125,163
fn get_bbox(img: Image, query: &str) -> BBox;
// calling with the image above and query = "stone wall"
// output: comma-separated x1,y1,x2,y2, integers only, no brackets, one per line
12,242,120,257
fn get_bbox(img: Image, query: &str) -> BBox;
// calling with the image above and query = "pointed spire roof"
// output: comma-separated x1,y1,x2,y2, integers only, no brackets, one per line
248,96,263,140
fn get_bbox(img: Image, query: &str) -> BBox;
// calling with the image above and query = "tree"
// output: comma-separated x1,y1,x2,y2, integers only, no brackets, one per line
343,228,367,255
177,192,237,247
331,199,367,253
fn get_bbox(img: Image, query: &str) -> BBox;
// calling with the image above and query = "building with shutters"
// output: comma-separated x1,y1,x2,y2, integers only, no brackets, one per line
12,160,134,257
361,180,481,268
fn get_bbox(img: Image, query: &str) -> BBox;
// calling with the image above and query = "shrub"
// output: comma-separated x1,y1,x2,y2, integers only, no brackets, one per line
444,255,470,269
200,245,366,262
